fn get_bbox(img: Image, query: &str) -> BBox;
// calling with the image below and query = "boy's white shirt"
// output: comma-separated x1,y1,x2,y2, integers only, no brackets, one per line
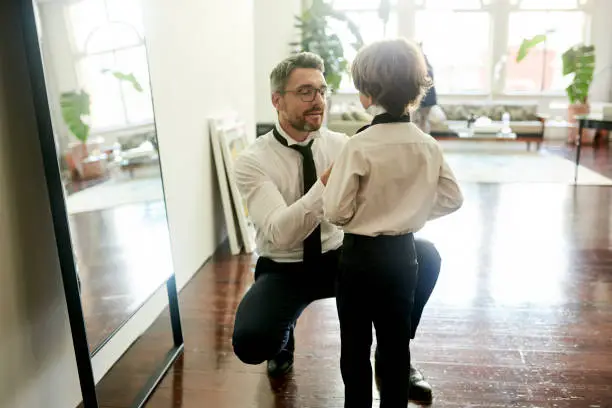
322,110,463,237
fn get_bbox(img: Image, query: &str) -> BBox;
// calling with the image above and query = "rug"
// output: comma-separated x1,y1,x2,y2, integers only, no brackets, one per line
443,149,612,185
66,176,164,214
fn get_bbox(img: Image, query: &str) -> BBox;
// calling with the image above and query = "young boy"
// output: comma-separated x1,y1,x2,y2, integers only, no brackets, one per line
322,38,463,408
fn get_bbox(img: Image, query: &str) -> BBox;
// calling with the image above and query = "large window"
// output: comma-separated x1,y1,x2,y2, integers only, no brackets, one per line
329,1,399,92
504,3,588,93
67,0,153,131
414,1,492,93
331,0,590,96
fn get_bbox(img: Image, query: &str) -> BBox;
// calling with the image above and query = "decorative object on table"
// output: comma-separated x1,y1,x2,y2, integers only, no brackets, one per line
516,34,596,144
291,0,363,93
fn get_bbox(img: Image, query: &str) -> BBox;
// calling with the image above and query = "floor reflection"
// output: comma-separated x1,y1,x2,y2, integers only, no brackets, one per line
94,182,612,408
70,200,173,352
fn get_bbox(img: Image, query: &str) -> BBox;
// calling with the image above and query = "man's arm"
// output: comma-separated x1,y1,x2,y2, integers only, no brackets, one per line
234,154,324,249
428,158,463,220
323,143,366,226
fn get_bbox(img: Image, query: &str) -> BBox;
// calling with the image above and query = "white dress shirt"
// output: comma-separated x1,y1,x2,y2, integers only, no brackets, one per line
234,124,347,262
323,121,463,237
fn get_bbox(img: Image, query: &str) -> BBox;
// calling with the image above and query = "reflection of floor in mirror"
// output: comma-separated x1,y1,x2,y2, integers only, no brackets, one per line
66,175,164,215
89,146,612,408
69,200,173,353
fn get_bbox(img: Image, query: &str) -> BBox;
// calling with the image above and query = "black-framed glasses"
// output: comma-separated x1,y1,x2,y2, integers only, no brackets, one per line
283,86,330,102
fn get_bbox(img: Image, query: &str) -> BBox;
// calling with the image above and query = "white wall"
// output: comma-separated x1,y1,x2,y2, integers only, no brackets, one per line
590,0,612,103
142,0,256,287
0,1,81,407
254,0,302,124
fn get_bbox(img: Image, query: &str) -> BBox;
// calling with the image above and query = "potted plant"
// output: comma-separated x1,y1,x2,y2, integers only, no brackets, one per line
516,35,595,143
291,0,364,93
60,89,92,179
61,70,144,179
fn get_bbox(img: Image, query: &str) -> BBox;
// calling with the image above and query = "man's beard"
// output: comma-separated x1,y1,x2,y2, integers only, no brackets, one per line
289,108,324,132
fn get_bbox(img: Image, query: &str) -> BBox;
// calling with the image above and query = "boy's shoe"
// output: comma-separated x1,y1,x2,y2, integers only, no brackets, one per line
374,348,433,404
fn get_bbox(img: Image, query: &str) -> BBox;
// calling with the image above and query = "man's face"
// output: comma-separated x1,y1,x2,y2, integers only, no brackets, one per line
273,68,327,133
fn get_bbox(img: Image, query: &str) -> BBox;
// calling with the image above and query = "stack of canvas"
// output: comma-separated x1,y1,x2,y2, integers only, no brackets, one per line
209,114,257,255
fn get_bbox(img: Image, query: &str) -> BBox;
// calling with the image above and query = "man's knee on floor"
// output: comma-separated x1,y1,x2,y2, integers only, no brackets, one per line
232,327,282,365
415,239,441,273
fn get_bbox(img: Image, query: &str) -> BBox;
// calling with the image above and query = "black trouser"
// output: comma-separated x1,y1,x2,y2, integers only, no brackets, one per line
337,233,419,408
231,239,441,366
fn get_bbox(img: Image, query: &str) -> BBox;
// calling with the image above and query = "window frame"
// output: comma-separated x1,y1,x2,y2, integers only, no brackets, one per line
329,0,592,97
64,0,154,134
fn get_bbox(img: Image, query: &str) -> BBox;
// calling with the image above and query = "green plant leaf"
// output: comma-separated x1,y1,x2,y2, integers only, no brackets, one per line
102,69,144,92
60,90,90,143
562,45,595,104
291,0,364,92
379,0,391,23
516,34,547,63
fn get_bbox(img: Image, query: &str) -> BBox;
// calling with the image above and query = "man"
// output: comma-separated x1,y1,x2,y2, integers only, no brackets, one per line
231,52,440,404
415,43,437,133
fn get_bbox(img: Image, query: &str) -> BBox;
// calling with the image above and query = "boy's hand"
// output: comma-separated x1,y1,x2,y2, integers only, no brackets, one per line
321,164,333,186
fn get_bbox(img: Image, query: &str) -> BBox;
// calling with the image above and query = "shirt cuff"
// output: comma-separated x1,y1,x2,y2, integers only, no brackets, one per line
302,179,325,215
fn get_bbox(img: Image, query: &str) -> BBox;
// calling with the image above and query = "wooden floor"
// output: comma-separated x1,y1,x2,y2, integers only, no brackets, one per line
70,200,173,352
92,145,612,407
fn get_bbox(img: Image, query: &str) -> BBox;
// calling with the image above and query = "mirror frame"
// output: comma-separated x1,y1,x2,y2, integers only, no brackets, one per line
19,1,184,407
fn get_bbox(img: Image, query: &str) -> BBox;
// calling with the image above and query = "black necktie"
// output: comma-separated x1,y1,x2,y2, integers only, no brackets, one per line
272,127,322,268
356,112,411,134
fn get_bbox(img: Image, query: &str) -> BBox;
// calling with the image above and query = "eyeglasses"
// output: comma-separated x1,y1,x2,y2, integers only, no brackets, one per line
283,86,330,102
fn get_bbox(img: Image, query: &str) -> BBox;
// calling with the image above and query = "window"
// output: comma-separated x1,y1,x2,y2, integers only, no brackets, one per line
329,2,399,92
329,0,590,96
67,0,153,131
415,9,491,93
504,1,588,93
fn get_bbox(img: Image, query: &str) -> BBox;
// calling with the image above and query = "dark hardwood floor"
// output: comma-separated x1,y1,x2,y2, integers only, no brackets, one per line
90,144,612,407
70,200,173,352
546,143,612,179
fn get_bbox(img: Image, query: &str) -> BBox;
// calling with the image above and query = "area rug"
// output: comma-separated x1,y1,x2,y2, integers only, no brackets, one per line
443,150,612,185
66,177,164,214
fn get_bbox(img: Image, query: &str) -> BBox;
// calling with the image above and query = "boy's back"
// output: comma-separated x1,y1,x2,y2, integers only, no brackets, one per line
324,120,458,237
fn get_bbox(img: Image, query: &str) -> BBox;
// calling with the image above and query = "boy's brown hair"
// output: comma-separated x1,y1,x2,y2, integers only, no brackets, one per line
351,38,432,117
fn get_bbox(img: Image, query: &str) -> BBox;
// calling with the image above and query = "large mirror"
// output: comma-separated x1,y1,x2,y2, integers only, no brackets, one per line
32,0,174,355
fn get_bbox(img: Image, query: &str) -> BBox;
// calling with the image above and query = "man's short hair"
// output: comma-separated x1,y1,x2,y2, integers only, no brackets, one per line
270,52,325,93
351,38,432,117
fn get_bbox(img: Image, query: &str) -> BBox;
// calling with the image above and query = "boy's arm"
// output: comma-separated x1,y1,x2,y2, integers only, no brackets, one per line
428,158,463,220
323,143,367,226
234,154,325,249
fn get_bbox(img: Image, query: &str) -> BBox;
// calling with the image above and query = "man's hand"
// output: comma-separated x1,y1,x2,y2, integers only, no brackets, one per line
321,164,333,186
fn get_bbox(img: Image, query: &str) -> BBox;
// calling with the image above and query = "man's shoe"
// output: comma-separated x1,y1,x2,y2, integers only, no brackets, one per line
267,349,294,378
267,327,295,378
408,365,433,404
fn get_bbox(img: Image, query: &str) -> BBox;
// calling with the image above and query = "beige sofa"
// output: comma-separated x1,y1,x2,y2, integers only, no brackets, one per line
327,102,545,139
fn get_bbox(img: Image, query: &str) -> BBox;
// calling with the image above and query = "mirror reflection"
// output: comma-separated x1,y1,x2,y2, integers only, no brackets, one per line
34,0,173,353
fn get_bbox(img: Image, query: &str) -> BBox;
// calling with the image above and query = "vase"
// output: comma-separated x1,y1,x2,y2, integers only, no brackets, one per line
567,102,595,145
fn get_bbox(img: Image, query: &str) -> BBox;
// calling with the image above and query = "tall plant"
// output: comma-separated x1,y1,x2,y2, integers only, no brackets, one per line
516,35,595,104
60,70,144,144
291,0,364,92
60,90,91,144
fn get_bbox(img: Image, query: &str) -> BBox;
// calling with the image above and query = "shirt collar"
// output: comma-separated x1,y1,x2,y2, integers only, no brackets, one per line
275,120,321,147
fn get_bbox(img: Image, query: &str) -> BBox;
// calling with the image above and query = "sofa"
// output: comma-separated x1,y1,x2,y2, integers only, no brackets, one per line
327,102,546,140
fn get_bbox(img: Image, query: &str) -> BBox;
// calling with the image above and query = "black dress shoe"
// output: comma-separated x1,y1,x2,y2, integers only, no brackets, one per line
267,349,294,378
408,365,433,404
374,348,433,404
267,327,295,378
